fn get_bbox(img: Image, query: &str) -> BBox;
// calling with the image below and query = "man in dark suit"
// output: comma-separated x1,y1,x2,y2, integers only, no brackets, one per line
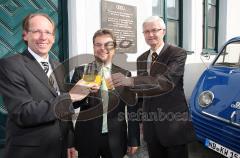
71,29,140,158
0,13,98,158
112,16,195,158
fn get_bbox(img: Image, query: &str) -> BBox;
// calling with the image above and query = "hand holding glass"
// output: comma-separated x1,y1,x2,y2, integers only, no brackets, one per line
102,69,114,90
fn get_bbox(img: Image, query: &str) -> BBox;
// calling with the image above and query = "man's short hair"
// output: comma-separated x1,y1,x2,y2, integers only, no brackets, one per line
143,16,166,30
92,29,117,48
22,13,56,34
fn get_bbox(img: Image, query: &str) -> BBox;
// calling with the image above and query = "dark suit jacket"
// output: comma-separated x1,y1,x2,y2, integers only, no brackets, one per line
71,63,140,158
135,43,195,146
0,50,74,158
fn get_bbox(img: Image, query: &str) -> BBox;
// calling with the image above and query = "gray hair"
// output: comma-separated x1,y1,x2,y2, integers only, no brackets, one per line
142,16,166,30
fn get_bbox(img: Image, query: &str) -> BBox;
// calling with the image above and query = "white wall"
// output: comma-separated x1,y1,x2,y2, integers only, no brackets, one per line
225,0,240,41
183,0,207,99
68,0,88,59
67,0,240,99
68,0,152,74
218,0,227,50
182,0,192,51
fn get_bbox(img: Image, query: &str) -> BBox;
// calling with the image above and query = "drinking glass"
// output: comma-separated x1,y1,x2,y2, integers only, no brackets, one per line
82,63,102,85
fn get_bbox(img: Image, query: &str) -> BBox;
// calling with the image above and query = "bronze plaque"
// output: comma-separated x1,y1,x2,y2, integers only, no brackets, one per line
101,0,137,53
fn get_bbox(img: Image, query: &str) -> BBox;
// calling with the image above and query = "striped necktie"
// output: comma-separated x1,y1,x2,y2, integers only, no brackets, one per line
41,62,59,94
151,52,158,66
41,62,49,74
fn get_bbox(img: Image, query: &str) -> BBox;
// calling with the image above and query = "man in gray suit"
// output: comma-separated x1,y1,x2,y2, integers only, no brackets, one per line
112,16,195,158
0,13,98,158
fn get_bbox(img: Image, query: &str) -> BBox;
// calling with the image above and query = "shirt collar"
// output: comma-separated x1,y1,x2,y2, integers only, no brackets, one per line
28,47,49,63
95,61,112,70
103,63,112,70
150,43,165,56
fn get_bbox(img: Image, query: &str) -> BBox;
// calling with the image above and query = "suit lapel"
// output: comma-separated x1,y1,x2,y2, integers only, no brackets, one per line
111,64,124,94
157,43,170,61
107,65,121,113
138,50,150,76
50,59,64,92
22,51,57,96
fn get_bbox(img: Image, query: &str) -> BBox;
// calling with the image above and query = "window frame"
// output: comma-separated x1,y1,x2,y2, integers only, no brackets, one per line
152,0,183,47
203,0,219,53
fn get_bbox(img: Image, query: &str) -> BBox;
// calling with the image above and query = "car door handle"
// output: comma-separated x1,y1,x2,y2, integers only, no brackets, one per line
229,69,240,74
230,111,236,122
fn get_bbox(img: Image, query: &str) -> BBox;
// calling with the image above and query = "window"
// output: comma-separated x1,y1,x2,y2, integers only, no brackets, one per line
152,0,182,46
203,0,219,52
214,42,240,67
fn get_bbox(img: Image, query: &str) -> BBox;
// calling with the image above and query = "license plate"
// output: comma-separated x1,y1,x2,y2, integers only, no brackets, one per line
205,139,240,158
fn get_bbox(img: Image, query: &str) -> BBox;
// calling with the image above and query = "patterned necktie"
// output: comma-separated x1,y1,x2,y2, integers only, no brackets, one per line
41,62,59,94
151,52,158,66
49,74,55,88
41,62,49,74
100,66,109,133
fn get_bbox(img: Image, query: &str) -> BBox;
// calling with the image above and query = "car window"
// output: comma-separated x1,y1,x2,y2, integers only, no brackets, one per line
214,41,240,67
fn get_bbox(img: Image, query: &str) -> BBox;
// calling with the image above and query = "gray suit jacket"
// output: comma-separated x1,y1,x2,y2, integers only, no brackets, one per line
0,50,74,158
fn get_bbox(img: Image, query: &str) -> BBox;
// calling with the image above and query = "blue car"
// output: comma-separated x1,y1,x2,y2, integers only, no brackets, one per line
190,36,240,158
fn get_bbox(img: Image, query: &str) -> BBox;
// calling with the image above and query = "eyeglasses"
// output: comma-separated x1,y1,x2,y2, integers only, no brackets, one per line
94,41,115,50
143,29,163,35
28,29,54,37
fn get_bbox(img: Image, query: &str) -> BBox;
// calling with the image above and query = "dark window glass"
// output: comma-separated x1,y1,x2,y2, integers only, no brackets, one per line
167,20,179,45
203,0,218,51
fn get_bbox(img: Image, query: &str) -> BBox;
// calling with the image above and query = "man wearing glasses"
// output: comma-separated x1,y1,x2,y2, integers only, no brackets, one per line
112,16,195,158
71,29,140,158
0,13,98,158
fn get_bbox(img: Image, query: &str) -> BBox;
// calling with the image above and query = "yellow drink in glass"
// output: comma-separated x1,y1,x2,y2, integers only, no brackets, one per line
94,75,102,85
82,74,102,85
105,78,114,90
